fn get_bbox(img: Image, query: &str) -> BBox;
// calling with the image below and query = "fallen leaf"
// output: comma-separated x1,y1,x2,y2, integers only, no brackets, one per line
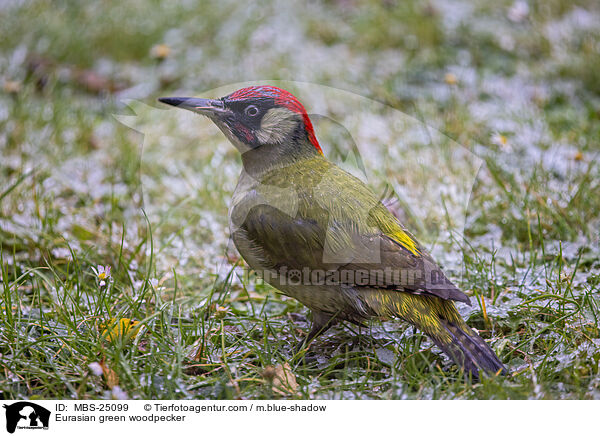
99,360,119,389
3,80,22,94
272,363,298,396
100,318,141,343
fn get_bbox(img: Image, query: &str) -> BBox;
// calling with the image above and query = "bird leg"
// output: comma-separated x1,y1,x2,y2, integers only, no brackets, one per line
295,310,337,352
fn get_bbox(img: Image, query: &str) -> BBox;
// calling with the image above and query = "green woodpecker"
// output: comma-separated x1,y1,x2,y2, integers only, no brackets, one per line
159,86,506,379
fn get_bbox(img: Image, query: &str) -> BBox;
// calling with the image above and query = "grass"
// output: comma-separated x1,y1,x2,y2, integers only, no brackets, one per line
1,0,599,400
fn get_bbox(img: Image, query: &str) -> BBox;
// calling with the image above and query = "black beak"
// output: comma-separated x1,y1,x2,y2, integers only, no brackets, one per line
158,97,225,115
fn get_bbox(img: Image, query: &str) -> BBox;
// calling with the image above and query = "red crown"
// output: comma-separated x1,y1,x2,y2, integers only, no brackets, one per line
227,86,322,154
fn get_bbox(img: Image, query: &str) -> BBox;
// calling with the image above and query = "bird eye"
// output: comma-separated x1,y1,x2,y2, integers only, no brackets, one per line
245,105,259,117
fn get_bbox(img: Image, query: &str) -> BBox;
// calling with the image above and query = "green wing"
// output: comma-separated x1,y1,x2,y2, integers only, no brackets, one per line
233,166,469,305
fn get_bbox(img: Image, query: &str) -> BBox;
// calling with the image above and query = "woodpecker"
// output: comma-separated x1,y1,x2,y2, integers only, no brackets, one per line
159,86,506,379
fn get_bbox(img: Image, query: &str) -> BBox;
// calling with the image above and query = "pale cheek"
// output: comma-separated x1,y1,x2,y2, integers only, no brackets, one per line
256,117,297,145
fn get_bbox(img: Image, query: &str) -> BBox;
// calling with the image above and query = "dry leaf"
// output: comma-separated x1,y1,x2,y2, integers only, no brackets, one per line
3,80,22,94
99,360,119,389
272,363,298,396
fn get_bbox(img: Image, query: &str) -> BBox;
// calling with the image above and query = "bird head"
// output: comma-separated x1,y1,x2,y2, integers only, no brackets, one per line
159,86,322,157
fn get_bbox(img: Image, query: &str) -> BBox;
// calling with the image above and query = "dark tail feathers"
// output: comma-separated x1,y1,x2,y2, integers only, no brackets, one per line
432,320,507,380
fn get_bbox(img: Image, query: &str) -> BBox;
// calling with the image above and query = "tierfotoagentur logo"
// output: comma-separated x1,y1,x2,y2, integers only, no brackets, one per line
2,402,51,434
246,265,457,290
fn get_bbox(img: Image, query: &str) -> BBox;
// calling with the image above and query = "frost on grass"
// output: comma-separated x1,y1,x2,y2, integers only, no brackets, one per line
0,0,599,399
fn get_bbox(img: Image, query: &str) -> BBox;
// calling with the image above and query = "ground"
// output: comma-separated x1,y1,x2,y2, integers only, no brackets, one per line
0,0,599,399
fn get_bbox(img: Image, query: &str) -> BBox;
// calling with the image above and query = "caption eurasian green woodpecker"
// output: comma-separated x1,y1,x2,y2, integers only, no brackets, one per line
159,86,506,379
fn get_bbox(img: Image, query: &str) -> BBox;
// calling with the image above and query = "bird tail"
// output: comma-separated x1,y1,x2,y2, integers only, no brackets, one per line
431,319,507,379
361,290,506,379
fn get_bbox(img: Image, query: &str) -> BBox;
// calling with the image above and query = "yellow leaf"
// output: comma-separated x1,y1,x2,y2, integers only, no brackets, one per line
100,318,141,343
